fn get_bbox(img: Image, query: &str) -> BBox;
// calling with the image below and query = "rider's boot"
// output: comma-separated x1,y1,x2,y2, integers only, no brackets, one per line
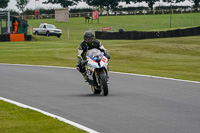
82,72,89,82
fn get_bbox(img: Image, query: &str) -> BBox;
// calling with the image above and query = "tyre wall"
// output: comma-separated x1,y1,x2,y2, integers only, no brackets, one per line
0,35,32,42
95,26,200,40
0,35,10,42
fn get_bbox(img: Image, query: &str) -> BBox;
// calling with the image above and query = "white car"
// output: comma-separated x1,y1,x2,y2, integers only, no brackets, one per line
33,23,62,38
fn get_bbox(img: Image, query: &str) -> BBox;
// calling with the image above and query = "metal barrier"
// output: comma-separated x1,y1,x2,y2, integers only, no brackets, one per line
95,26,200,40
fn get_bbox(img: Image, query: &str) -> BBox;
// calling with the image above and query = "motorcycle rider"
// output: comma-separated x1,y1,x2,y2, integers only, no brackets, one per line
76,30,110,81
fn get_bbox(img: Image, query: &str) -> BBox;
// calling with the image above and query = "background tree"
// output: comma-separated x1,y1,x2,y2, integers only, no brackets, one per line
0,0,10,8
131,0,159,10
16,0,30,12
190,0,199,8
164,0,188,8
164,0,199,8
84,0,133,15
84,0,118,15
163,0,186,3
132,0,188,10
43,0,81,8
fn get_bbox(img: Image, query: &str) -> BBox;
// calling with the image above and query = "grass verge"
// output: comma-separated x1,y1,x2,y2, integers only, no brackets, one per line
0,100,87,133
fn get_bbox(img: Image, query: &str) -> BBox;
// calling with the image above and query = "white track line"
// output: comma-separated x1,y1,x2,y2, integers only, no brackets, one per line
0,97,99,133
110,71,200,84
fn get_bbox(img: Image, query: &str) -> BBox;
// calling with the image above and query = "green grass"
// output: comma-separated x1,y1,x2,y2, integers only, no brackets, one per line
0,13,200,133
29,13,200,34
107,38,200,81
0,100,87,133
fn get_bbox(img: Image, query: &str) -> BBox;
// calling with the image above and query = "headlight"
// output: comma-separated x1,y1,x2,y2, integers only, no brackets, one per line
94,57,97,60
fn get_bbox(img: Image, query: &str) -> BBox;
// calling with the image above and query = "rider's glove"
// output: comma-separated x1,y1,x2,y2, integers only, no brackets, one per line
76,65,80,71
76,57,88,71
104,50,111,59
105,53,110,59
76,57,82,70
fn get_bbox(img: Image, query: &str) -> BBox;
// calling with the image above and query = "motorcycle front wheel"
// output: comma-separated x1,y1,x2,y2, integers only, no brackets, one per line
99,73,109,96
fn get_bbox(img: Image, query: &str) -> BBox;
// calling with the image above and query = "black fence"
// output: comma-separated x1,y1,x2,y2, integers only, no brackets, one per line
95,26,200,40
24,35,32,41
0,35,10,42
0,34,32,42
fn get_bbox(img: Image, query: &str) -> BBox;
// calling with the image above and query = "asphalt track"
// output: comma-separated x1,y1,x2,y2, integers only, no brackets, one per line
0,64,200,133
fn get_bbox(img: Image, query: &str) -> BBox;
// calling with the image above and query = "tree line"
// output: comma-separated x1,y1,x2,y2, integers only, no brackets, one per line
0,0,200,13
0,0,30,12
44,0,200,11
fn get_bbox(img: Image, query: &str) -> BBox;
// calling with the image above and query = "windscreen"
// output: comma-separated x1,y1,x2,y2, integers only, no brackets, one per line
87,48,101,57
47,24,56,29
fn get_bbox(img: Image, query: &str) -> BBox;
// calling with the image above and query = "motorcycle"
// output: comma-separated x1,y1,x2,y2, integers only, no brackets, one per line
82,48,109,96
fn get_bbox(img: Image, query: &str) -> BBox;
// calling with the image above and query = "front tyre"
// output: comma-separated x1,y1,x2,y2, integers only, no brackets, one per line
99,73,109,96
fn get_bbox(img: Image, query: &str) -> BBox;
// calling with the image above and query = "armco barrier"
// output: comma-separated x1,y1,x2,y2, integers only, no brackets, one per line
0,34,32,42
0,35,10,42
24,35,32,41
95,26,200,40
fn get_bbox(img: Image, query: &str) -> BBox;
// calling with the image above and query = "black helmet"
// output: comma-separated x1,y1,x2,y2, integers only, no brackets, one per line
84,30,94,43
119,28,125,33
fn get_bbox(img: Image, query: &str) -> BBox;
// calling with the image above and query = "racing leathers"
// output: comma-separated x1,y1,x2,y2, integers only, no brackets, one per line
76,40,110,74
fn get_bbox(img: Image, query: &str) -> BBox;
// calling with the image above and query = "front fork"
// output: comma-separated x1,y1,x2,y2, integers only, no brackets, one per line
94,68,109,87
